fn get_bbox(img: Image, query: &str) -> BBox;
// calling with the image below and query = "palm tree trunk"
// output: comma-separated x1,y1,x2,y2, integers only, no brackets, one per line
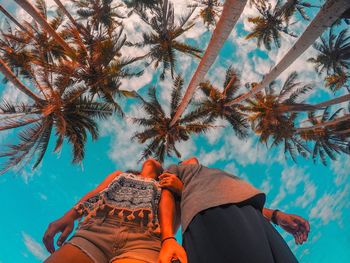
277,93,350,112
0,58,43,103
14,0,75,57
296,114,350,132
170,0,247,126
225,0,350,107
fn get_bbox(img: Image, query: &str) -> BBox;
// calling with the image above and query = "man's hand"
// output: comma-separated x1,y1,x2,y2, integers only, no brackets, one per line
158,239,187,263
159,173,183,196
276,212,310,245
42,211,77,253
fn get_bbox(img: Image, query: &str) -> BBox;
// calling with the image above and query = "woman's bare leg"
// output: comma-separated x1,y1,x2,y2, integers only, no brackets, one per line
44,243,94,263
112,259,148,263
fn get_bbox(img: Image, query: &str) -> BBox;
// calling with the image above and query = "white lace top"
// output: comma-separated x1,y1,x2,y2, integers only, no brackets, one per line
74,173,161,234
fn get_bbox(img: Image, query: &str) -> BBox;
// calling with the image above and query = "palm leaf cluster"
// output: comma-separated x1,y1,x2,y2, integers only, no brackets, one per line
299,108,350,165
241,72,313,161
188,0,223,29
193,67,249,139
308,28,350,93
130,0,203,80
131,75,214,163
246,0,296,50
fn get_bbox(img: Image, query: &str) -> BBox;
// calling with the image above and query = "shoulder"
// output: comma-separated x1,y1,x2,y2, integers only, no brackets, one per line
165,164,179,174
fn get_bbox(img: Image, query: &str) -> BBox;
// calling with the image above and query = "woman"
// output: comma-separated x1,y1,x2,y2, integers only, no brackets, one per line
43,158,183,263
159,157,310,263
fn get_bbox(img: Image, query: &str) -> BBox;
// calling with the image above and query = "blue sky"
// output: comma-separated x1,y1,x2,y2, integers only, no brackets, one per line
0,0,349,262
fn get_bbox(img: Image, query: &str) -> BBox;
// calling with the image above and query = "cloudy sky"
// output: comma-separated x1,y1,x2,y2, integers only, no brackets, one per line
0,0,349,262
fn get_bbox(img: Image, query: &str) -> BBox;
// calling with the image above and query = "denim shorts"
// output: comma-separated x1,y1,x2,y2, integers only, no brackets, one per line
67,216,161,263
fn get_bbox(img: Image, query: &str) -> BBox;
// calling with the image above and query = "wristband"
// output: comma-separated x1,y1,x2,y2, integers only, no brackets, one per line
271,209,280,225
161,236,176,245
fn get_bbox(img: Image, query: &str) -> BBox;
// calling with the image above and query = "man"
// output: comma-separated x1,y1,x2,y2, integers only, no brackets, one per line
158,157,310,263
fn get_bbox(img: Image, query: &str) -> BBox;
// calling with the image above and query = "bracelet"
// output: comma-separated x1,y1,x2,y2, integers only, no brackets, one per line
271,209,280,225
161,236,176,245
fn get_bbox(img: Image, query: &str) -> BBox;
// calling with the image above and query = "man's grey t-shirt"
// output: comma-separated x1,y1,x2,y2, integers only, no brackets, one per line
166,163,266,233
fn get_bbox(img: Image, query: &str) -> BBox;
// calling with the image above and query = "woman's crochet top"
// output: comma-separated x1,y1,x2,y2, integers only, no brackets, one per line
74,173,161,234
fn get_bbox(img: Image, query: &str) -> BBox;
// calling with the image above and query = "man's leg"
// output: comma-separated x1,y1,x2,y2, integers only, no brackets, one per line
183,204,298,263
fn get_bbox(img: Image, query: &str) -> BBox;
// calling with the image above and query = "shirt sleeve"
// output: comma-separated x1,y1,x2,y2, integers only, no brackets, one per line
165,164,179,176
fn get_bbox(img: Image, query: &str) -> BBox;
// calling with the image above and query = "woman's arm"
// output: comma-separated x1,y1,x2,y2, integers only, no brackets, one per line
158,189,187,263
43,170,123,253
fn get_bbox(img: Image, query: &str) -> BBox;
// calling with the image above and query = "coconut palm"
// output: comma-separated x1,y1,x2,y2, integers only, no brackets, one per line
193,67,249,138
245,0,297,50
0,60,113,174
325,71,349,93
131,75,214,163
131,0,202,80
123,0,158,11
240,72,311,161
308,28,350,75
299,108,350,165
13,0,76,58
0,4,68,77
281,0,319,22
72,0,125,30
189,0,223,29
225,0,350,107
242,71,313,117
57,24,142,114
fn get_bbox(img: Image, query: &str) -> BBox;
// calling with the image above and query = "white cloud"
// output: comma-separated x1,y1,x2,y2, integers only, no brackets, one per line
22,232,49,261
310,185,350,225
295,180,317,208
331,155,350,186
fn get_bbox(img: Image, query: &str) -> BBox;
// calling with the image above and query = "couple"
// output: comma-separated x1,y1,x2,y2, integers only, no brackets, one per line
43,157,309,263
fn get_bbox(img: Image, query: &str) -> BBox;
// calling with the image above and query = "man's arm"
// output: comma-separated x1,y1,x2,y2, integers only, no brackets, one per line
263,208,310,245
158,189,187,263
43,170,123,253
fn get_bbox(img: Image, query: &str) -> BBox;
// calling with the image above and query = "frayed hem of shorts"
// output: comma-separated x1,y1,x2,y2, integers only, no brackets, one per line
66,240,98,263
109,255,154,263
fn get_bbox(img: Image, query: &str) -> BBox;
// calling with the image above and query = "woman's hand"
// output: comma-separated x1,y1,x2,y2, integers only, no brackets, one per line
42,209,78,253
157,239,187,263
159,172,183,196
276,211,310,245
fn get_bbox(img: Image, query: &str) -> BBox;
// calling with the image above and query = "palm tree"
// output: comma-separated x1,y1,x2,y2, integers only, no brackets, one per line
281,0,319,22
170,0,247,126
193,67,249,138
131,75,214,163
225,0,350,107
325,71,349,93
14,0,76,58
0,4,68,75
0,60,113,174
57,24,142,115
245,0,297,50
240,72,311,161
123,0,158,11
299,108,350,165
131,0,203,80
308,28,350,75
72,0,125,30
189,0,223,29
